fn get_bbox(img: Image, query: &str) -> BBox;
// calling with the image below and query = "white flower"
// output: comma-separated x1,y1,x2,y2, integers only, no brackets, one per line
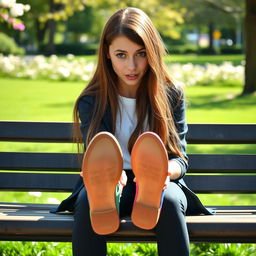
67,54,74,60
58,66,70,78
0,0,16,8
23,4,30,12
10,3,24,17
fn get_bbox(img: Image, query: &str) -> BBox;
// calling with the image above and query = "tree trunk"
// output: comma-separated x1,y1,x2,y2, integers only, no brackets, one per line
196,25,201,52
45,0,56,56
243,0,256,94
35,19,48,52
208,22,216,54
45,19,56,56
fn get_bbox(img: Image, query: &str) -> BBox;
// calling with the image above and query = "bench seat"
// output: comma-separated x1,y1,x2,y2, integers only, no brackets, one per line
1,203,256,243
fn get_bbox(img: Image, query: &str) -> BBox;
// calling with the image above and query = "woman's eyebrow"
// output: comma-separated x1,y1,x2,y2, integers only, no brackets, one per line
114,47,145,52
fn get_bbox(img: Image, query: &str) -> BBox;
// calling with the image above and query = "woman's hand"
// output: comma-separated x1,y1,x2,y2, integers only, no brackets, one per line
168,160,182,181
164,159,182,189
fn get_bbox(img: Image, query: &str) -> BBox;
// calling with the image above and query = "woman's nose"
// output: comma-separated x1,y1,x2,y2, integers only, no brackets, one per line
127,57,136,70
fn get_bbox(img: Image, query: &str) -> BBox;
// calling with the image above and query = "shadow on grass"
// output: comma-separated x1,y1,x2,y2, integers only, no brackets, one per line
188,92,255,110
44,101,75,108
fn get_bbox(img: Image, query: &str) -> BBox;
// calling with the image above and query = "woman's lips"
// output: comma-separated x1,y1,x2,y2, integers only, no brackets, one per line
125,74,138,80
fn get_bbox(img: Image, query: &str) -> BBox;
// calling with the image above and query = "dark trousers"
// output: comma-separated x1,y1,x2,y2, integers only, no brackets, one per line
72,170,190,256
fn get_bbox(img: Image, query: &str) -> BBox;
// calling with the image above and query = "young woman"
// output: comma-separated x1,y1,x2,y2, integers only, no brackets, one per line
51,7,213,256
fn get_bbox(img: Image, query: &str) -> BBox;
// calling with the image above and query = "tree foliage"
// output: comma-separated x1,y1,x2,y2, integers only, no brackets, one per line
86,0,186,39
21,0,86,22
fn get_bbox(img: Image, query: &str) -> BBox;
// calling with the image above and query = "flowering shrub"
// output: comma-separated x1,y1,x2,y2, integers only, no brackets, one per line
0,54,244,85
0,54,95,81
170,62,244,87
0,0,30,31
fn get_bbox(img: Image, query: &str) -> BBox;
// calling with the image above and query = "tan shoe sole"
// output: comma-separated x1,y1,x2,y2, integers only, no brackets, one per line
131,132,168,230
82,132,123,235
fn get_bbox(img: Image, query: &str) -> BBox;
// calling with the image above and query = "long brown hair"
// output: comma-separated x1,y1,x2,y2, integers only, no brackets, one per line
73,7,185,159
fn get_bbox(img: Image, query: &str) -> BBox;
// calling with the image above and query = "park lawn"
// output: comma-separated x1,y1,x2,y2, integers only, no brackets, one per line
0,78,85,121
165,54,244,65
0,77,254,123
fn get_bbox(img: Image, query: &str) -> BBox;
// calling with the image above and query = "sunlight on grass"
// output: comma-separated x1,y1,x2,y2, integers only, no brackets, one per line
0,78,85,121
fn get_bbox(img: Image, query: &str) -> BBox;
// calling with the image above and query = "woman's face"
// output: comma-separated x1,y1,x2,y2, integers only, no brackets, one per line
108,36,148,98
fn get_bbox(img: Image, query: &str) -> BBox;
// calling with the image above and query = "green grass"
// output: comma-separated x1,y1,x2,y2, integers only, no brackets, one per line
0,76,255,255
0,78,85,121
0,241,255,256
165,54,244,66
186,82,256,123
1,78,254,123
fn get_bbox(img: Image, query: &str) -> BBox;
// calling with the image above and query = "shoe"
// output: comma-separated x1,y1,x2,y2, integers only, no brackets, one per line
131,132,168,230
82,132,123,235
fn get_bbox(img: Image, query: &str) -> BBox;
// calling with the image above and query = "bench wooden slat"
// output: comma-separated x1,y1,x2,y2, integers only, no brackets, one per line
188,154,256,173
0,152,82,172
0,203,255,243
1,121,256,144
0,172,256,193
184,175,256,193
1,152,256,173
187,124,256,144
0,121,73,143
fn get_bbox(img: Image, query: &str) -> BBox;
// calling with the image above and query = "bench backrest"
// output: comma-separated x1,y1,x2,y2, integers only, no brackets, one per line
0,121,256,194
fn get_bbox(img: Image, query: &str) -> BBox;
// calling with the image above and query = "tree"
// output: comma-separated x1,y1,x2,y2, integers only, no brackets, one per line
243,0,256,94
176,0,243,53
203,0,244,48
86,0,186,40
179,0,255,94
202,0,255,94
21,0,86,55
66,6,104,42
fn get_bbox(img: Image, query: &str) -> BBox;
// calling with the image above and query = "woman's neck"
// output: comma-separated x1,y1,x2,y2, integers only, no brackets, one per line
118,86,137,99
118,91,136,99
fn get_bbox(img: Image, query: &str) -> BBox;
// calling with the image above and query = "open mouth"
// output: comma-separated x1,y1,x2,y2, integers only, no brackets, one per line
126,74,139,80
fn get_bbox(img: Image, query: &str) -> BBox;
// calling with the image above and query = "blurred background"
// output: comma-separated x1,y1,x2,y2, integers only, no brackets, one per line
0,0,246,56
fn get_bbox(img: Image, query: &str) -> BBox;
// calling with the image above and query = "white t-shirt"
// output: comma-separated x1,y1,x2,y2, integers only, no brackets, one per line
115,95,148,169
115,95,137,169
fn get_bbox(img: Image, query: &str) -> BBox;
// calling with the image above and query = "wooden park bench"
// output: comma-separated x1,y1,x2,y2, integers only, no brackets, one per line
0,121,256,243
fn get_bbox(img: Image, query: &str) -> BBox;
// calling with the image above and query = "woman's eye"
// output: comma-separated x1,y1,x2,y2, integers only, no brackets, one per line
116,53,126,58
137,52,146,57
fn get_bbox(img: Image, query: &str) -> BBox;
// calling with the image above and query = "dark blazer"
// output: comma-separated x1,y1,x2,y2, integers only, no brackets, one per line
51,92,214,215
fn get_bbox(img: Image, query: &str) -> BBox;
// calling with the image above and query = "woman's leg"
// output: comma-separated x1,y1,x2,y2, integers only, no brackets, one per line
72,187,107,256
155,182,190,256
